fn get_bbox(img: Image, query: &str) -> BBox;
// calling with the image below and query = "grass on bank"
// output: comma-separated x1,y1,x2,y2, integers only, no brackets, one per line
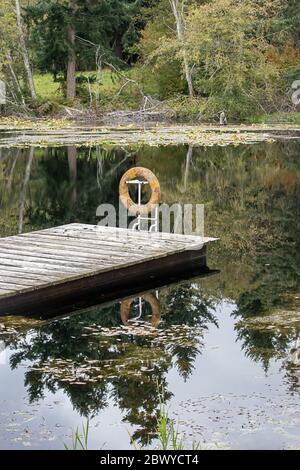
19,71,300,124
33,69,154,113
248,111,300,125
35,70,119,101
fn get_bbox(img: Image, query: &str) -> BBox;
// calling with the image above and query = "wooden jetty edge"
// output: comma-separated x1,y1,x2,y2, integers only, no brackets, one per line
0,223,217,315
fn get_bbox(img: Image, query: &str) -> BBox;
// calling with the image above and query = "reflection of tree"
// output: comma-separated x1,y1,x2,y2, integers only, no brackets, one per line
111,374,172,445
280,331,300,394
162,283,217,329
161,282,217,380
183,145,193,191
0,148,29,235
137,141,300,305
1,280,217,444
0,146,135,236
234,325,292,372
3,310,170,442
233,229,300,370
1,138,300,427
67,146,77,208
26,146,134,230
165,140,300,375
18,148,34,233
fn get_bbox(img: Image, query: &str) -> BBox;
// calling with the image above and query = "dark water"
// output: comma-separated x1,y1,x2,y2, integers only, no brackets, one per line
0,142,300,449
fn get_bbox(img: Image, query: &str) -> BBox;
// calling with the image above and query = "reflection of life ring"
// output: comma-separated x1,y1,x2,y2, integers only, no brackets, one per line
119,167,161,216
120,294,161,328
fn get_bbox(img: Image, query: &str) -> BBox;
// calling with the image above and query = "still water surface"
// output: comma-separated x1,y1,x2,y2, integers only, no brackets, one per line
0,141,300,449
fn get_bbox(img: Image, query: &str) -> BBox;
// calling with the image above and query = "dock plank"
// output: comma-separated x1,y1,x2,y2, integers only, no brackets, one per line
0,239,148,259
0,248,122,267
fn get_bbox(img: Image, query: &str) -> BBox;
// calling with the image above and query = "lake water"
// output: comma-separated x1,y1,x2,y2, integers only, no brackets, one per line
0,140,300,449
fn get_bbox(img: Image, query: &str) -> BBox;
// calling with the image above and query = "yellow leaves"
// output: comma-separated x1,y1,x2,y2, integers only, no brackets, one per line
266,41,300,70
0,116,72,130
263,169,300,193
0,0,18,68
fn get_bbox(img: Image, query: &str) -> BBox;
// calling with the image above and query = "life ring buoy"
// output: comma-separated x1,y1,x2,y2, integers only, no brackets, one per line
120,294,161,328
119,167,161,216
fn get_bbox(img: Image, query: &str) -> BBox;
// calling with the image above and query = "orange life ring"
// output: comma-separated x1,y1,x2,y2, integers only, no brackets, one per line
120,294,161,328
119,167,161,216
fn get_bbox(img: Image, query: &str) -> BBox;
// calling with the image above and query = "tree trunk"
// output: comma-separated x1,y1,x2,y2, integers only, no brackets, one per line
7,150,20,192
183,145,193,191
6,51,26,107
19,147,34,234
169,0,194,97
67,25,76,100
112,35,123,59
67,146,77,206
14,0,36,101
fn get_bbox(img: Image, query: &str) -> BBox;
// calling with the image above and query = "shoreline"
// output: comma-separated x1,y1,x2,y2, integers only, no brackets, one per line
0,120,300,148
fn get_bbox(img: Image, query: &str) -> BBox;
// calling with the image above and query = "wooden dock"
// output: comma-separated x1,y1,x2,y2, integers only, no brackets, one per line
0,223,217,315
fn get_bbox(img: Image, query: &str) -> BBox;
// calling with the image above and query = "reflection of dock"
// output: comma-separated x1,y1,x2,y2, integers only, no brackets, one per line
0,223,217,315
121,294,161,328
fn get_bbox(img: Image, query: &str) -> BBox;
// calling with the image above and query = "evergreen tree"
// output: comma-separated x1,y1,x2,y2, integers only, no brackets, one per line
26,0,143,99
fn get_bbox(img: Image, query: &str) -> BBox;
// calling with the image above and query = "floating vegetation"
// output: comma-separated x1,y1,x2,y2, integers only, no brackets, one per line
175,392,300,450
82,321,203,347
29,351,167,384
0,117,72,130
238,309,300,332
0,406,61,448
0,123,290,148
0,316,45,336
10,322,204,387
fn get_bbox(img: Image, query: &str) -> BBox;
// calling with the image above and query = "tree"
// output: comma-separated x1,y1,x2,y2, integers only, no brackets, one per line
184,0,284,116
138,0,294,117
137,0,188,98
14,0,36,101
26,0,144,100
169,0,194,97
0,1,25,106
282,1,300,47
66,0,76,100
